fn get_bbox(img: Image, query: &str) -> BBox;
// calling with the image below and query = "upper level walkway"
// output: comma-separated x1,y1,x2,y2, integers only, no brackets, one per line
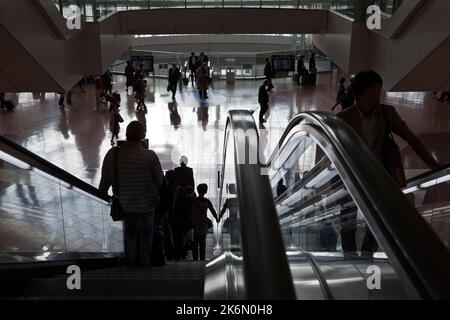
53,0,403,22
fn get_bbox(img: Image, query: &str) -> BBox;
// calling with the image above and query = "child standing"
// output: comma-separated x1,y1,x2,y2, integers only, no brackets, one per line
190,184,218,261
109,103,123,146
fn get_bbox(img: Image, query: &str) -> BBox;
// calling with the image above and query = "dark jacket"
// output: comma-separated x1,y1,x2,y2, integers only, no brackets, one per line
174,164,195,188
338,104,438,185
99,142,163,212
189,56,198,70
169,67,180,84
258,85,269,104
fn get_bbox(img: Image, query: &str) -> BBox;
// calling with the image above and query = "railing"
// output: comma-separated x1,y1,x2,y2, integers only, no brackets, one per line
217,110,296,299
0,134,123,259
52,0,404,22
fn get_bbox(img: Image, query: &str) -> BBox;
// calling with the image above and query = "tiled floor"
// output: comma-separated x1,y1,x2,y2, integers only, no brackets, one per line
1,70,449,254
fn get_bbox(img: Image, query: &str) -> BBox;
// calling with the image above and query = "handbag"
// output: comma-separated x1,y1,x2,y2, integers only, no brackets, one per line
110,147,125,221
381,106,406,187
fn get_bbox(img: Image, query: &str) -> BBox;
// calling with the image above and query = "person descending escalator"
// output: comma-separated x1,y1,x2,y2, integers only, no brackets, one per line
190,184,218,261
171,184,196,261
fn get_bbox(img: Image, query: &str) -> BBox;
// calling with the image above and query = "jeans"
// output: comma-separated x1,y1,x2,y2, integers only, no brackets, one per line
124,210,155,267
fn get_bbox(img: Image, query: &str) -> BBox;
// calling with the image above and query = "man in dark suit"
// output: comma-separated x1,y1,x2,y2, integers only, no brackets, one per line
337,70,439,257
174,156,195,188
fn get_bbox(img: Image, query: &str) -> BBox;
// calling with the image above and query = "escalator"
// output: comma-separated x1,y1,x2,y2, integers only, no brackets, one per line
1,111,449,300
0,135,204,299
206,110,450,300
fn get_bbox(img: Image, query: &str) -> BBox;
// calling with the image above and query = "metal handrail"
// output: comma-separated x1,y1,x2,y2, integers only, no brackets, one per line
219,110,296,299
0,134,110,204
405,163,450,188
265,112,450,299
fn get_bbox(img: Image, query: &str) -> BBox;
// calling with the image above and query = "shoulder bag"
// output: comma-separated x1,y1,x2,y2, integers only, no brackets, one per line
110,147,125,221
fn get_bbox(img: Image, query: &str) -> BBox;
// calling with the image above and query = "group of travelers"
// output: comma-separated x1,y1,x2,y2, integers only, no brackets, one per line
294,53,318,86
99,125,223,267
188,52,211,99
124,61,148,112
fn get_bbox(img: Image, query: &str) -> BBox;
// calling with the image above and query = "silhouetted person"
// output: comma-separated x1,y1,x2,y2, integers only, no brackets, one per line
276,179,288,197
125,61,135,93
172,185,196,260
168,62,181,99
332,77,347,111
102,71,113,96
196,62,209,99
99,121,163,267
191,184,218,261
264,58,272,81
174,156,195,188
338,70,439,256
258,79,270,123
188,52,198,86
309,52,317,72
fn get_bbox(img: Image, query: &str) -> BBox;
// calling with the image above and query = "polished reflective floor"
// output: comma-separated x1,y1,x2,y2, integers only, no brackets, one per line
1,70,449,254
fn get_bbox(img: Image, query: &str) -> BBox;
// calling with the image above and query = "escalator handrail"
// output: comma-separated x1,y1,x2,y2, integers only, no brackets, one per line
219,110,296,300
0,134,110,204
405,163,450,188
266,112,450,299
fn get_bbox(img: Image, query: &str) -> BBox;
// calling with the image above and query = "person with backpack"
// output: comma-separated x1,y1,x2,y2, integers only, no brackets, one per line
190,184,218,261
99,121,163,267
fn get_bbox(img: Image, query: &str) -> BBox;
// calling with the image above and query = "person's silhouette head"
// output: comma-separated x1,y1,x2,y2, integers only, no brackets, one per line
180,155,189,166
352,70,383,111
197,183,208,196
126,121,145,141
